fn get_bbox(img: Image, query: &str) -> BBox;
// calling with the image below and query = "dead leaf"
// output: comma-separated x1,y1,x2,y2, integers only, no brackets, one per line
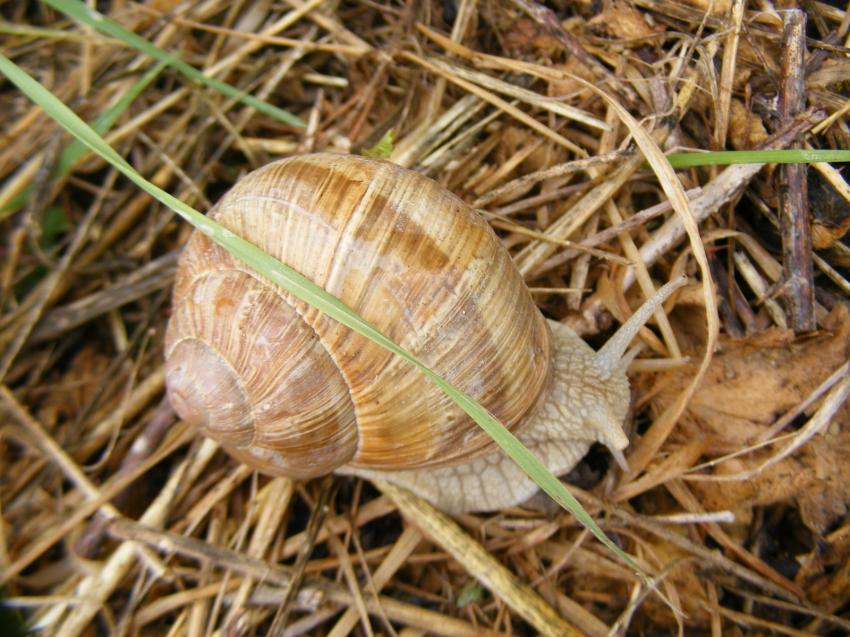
547,58,598,102
728,99,768,150
587,5,665,43
647,304,850,535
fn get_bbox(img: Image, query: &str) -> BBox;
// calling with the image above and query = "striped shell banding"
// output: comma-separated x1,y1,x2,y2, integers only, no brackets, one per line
165,153,680,513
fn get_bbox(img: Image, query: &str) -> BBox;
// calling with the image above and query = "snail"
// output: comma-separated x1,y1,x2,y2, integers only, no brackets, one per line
165,153,678,514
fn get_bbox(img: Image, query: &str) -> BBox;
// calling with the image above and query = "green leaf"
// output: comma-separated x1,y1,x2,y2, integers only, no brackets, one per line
456,581,487,608
362,129,395,160
40,205,68,248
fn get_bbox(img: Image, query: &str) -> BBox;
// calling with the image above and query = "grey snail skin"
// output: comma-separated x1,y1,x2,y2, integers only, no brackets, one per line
164,153,679,514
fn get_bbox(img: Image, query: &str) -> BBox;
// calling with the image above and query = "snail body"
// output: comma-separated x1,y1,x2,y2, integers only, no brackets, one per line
165,153,674,513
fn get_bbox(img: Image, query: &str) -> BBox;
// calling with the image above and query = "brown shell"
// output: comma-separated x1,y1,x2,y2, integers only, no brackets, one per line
165,153,552,479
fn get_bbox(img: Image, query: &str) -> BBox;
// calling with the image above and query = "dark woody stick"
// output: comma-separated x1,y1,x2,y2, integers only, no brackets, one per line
778,9,816,332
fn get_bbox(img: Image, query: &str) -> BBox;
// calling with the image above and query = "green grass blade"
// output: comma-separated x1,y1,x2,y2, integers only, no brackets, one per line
59,58,172,174
42,0,305,128
0,53,648,578
667,149,850,168
0,56,168,218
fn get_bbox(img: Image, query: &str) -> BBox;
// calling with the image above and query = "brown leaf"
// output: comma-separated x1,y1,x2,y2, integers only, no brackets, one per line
647,304,850,535
727,99,768,150
547,58,598,102
587,5,664,42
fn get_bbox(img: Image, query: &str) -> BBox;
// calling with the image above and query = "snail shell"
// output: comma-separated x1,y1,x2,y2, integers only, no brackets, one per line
166,153,550,479
165,153,679,512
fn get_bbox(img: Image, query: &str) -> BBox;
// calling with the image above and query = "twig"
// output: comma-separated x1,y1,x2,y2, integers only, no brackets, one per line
778,10,815,332
618,114,818,294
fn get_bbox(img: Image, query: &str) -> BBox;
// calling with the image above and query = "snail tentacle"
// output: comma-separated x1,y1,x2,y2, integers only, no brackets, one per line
595,277,687,378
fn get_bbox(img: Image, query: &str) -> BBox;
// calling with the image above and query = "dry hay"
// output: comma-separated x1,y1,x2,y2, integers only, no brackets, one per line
1,1,849,635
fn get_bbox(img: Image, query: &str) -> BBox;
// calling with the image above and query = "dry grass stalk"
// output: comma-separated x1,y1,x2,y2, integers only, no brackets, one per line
1,1,849,635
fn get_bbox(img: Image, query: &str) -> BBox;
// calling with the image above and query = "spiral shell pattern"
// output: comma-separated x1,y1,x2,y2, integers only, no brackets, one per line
165,154,551,478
